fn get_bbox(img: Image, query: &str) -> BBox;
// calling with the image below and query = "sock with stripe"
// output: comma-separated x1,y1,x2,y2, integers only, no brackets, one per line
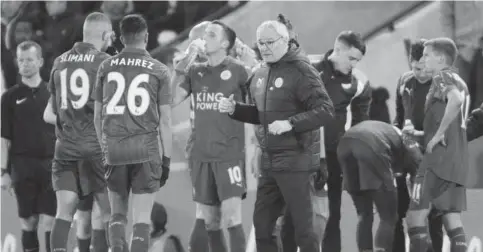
21,230,39,252
108,214,128,252
130,223,150,252
78,237,91,252
92,229,109,252
189,218,209,252
408,226,430,252
50,218,72,252
447,227,467,252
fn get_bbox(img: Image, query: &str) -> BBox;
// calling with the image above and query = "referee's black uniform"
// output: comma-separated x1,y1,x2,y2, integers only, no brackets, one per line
1,80,56,219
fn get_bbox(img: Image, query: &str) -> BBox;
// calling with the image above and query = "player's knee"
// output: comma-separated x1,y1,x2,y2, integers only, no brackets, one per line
75,210,92,238
91,202,108,230
442,212,463,230
20,215,39,231
40,214,55,231
406,210,428,227
55,190,79,220
198,204,222,231
221,197,242,227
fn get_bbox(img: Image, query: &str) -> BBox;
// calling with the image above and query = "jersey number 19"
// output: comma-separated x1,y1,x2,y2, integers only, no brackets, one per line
105,72,150,116
60,68,90,110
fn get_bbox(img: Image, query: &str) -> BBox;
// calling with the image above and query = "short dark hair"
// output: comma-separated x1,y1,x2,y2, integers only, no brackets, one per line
409,39,427,61
17,40,42,58
120,14,148,45
336,30,366,55
211,20,237,52
424,37,458,66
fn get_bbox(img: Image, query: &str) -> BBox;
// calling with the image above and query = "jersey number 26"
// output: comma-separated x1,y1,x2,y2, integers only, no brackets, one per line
105,72,150,116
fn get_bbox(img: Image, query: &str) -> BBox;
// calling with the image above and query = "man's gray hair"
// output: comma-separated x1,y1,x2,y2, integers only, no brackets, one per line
256,20,289,40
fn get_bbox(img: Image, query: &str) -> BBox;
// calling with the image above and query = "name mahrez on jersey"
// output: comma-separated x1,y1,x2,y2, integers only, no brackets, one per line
60,54,95,63
110,57,154,70
195,92,223,111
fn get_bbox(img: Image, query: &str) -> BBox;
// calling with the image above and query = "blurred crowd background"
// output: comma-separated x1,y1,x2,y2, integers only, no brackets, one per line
1,0,244,90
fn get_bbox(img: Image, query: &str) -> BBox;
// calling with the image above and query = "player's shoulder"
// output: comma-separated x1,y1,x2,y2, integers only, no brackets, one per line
52,49,72,69
1,84,22,101
226,56,250,74
433,68,458,85
400,71,415,84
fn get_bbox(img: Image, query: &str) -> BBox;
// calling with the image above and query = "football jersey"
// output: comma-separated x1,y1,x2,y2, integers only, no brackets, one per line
93,48,171,165
423,68,470,185
49,42,110,160
180,57,248,161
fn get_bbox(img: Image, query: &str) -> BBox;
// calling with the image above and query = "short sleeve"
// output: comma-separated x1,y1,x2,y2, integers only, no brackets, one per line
432,70,459,100
1,91,12,140
157,66,172,105
92,61,106,102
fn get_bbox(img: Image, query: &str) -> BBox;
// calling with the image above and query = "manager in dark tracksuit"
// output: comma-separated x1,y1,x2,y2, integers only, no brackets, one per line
219,20,334,252
312,31,372,252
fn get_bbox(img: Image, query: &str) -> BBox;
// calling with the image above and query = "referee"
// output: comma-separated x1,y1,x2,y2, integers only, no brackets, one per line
1,41,56,252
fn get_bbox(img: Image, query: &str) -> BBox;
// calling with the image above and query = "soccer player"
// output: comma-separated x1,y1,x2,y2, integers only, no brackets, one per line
93,14,172,252
338,120,420,252
393,39,443,252
171,20,249,252
406,37,471,252
45,12,113,252
312,30,372,252
1,40,56,252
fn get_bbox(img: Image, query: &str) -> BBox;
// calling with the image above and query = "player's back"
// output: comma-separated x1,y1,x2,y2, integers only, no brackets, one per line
423,68,470,185
97,48,171,165
50,42,110,160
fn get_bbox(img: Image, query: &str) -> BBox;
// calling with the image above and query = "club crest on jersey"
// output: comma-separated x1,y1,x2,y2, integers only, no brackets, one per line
198,72,204,77
274,78,283,88
221,70,232,80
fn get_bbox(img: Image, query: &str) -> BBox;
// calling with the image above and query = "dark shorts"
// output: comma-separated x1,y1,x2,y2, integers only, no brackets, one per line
190,159,246,205
77,194,94,211
409,169,466,212
52,158,106,197
105,160,162,196
11,157,57,218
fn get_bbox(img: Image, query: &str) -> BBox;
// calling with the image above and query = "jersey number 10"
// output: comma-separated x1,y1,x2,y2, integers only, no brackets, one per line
105,72,151,116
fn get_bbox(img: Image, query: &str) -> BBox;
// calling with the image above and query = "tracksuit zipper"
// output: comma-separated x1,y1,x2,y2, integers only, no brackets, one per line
264,67,273,170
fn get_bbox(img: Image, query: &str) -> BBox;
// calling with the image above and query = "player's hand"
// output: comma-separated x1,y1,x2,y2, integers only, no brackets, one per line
268,120,292,135
1,173,13,195
187,38,206,55
314,159,328,191
218,94,236,114
426,133,446,153
159,165,170,187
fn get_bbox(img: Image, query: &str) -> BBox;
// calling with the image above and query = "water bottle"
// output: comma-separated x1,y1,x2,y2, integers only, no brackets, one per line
176,39,205,73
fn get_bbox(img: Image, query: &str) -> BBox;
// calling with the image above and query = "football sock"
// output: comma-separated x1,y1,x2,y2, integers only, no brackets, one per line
45,231,51,252
188,218,209,252
428,214,443,252
409,226,430,252
207,229,228,252
447,227,467,252
108,214,128,252
356,212,374,251
92,229,109,252
228,224,246,252
50,218,71,252
78,237,91,252
130,223,150,252
374,209,397,252
21,230,39,252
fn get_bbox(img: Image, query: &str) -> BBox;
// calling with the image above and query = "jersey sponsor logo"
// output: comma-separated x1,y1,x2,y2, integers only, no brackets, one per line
198,72,204,78
195,90,224,111
15,97,27,104
274,77,283,88
220,70,232,80
256,78,264,88
109,58,154,70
